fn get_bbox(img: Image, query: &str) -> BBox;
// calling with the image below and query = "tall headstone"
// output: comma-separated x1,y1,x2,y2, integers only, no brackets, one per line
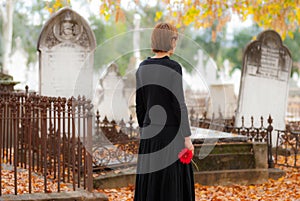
8,37,28,90
95,63,129,121
235,30,292,135
37,7,96,98
193,49,237,119
194,49,219,86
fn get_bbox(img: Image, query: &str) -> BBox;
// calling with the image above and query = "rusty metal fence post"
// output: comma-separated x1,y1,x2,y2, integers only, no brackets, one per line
11,96,18,195
86,101,93,192
267,115,275,168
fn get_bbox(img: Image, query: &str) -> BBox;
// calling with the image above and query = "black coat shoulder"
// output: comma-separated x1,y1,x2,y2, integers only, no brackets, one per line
138,56,182,75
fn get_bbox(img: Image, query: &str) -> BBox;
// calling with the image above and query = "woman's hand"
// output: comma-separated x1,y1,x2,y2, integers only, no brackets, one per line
184,136,194,155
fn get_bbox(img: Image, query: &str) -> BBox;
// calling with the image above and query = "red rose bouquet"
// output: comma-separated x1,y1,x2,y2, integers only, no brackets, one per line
178,148,199,171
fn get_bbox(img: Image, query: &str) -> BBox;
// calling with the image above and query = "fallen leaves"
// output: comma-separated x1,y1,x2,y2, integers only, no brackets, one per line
1,155,299,200
1,169,72,195
95,184,135,201
95,156,300,201
193,169,300,201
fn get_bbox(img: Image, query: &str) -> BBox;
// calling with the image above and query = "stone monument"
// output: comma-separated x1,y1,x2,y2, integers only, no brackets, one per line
235,30,292,140
8,37,28,90
193,49,237,119
94,63,129,121
37,7,96,98
207,83,237,119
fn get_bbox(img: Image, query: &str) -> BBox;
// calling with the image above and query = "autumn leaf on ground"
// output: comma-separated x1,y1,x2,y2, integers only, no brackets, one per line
95,155,300,201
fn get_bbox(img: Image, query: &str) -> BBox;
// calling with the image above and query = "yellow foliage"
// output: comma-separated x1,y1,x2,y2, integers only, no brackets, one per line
45,0,71,14
53,1,62,9
105,13,111,21
46,7,53,14
43,0,299,41
155,11,163,22
296,8,300,22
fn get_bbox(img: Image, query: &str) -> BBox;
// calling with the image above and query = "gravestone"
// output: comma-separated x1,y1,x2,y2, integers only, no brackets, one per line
95,63,129,121
235,30,292,143
207,84,237,119
8,37,28,90
37,7,96,98
194,49,219,86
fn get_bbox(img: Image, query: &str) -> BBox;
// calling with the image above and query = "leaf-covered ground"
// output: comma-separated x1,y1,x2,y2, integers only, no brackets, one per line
95,156,300,201
1,167,72,194
1,156,299,200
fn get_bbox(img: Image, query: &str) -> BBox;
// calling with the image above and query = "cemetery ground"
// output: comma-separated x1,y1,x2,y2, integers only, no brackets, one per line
95,156,300,201
0,155,298,200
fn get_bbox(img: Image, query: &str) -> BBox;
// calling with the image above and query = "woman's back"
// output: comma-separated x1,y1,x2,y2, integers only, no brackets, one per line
136,56,182,127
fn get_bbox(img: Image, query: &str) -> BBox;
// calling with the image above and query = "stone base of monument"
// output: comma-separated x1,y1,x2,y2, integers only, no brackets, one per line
0,73,20,91
93,127,285,189
192,142,274,185
191,127,285,185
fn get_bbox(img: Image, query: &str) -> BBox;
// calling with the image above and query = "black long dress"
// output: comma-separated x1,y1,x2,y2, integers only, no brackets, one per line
134,56,195,201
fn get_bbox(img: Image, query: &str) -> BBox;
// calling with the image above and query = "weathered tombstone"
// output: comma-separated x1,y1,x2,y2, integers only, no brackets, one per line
194,49,219,86
235,30,292,141
207,84,237,119
94,63,129,121
8,37,28,90
37,7,96,98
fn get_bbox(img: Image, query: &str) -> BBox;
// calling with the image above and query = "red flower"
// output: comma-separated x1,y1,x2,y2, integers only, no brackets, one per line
178,148,193,164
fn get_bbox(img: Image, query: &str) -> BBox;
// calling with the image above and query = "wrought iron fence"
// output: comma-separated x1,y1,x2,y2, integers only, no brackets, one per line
190,106,300,168
189,110,236,132
233,116,275,168
191,110,269,141
92,111,139,170
275,128,300,168
189,108,275,168
0,88,93,195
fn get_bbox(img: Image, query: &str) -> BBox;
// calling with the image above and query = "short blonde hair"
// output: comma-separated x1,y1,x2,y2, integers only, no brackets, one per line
151,22,178,53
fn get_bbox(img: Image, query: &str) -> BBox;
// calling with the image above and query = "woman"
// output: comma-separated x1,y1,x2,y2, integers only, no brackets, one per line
134,22,195,201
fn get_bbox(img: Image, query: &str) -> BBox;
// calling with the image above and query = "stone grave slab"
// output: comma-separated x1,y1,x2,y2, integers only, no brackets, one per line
190,126,248,142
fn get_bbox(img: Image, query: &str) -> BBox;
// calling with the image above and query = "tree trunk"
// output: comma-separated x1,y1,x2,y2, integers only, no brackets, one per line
1,0,14,73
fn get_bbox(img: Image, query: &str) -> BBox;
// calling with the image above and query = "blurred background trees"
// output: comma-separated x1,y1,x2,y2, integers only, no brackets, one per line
0,0,299,76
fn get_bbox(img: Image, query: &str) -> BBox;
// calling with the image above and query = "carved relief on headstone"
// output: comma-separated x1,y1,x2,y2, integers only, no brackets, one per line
236,30,292,142
53,12,82,42
37,7,96,98
245,31,291,81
